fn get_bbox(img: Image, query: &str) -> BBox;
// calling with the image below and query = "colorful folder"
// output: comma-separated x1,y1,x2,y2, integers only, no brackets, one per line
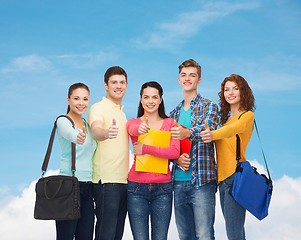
180,125,192,155
136,130,171,174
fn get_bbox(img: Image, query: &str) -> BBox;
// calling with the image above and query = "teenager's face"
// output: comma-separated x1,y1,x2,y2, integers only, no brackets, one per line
104,74,128,102
178,67,201,92
140,87,162,115
67,88,89,116
224,81,241,106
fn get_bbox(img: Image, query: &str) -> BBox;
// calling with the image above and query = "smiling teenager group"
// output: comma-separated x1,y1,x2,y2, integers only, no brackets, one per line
56,59,255,240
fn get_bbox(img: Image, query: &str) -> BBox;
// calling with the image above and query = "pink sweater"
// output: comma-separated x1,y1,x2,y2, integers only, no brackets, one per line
127,118,180,183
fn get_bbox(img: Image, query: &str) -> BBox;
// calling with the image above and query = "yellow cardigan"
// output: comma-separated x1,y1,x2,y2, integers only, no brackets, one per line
212,111,254,183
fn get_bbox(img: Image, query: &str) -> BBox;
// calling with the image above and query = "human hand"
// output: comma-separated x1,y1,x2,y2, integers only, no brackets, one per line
77,124,87,144
107,118,119,139
170,120,191,140
176,153,191,172
133,142,143,155
200,121,213,143
138,116,150,135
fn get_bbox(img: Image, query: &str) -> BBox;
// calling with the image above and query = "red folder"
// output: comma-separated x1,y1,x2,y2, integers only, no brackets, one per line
180,125,192,155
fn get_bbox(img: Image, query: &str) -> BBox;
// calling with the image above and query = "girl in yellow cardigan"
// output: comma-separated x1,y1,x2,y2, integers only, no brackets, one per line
201,74,255,240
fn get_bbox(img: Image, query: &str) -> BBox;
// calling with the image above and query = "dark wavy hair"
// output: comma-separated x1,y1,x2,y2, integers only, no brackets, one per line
137,81,168,119
67,82,90,114
219,74,255,125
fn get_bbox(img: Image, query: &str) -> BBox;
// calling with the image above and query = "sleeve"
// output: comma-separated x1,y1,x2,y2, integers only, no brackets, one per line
212,111,254,140
189,101,220,141
126,118,141,137
88,104,104,126
142,119,180,159
56,117,79,143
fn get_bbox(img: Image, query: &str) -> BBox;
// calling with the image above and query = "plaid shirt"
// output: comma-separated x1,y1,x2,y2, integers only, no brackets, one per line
170,94,219,188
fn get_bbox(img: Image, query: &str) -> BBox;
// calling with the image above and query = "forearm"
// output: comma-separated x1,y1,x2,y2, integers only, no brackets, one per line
212,112,254,140
126,121,140,137
91,127,109,141
142,140,180,159
57,118,78,143
190,104,219,141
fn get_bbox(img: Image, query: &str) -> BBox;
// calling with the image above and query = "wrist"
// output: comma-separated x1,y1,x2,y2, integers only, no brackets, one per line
185,128,191,139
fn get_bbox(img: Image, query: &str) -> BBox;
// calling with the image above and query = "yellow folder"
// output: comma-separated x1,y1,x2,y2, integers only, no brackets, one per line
135,130,171,174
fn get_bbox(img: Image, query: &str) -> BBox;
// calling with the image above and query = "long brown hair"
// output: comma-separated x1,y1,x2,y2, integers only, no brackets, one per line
67,83,90,114
137,81,168,119
219,74,255,125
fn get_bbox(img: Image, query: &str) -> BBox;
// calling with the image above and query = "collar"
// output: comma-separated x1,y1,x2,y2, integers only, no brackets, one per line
102,97,124,110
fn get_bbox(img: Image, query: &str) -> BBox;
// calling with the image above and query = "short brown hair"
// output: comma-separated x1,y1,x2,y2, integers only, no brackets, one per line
219,74,255,125
104,66,127,84
178,59,201,78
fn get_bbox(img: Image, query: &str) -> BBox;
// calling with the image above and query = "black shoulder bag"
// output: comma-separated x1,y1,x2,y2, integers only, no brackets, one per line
34,115,80,220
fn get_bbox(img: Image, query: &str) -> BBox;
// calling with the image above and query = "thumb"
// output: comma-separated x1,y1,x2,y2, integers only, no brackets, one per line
112,118,116,126
204,121,210,131
82,124,87,134
145,116,149,127
174,119,180,127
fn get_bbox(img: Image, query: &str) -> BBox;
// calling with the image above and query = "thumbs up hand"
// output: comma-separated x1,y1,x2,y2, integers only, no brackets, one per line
77,124,87,145
171,120,191,140
200,121,213,143
138,116,150,135
107,118,119,139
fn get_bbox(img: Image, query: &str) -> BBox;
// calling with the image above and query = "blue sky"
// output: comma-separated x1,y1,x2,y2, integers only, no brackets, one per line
0,0,300,199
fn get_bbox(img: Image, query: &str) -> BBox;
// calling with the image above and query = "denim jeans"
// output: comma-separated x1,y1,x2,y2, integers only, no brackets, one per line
174,180,217,240
93,181,127,240
219,174,246,240
127,181,173,240
56,182,94,240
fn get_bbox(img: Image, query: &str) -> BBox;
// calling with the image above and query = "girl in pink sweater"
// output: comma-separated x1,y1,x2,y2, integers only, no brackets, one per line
126,81,180,240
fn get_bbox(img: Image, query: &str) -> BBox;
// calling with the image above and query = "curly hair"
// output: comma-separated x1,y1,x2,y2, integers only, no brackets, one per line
219,74,255,125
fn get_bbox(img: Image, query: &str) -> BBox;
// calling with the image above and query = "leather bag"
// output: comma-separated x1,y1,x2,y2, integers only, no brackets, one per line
34,115,80,220
231,115,273,220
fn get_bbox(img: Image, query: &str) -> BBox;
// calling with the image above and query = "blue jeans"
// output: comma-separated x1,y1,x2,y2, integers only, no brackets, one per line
219,174,246,240
56,182,94,240
174,180,217,240
93,181,127,240
127,181,173,240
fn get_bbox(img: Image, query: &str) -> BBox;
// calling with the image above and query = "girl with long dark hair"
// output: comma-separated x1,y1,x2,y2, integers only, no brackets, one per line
126,81,180,240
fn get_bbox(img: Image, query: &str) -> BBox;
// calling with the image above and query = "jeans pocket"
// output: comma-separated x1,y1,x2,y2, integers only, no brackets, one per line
127,184,139,194
224,174,235,187
160,183,173,194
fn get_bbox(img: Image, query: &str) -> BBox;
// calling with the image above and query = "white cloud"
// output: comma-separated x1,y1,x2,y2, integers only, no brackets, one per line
0,162,301,240
1,54,52,73
53,50,119,69
0,49,119,76
133,1,260,49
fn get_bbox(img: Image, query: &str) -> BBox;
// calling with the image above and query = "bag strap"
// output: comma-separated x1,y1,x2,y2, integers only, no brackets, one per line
254,120,272,180
235,112,245,162
236,113,272,181
41,115,76,177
